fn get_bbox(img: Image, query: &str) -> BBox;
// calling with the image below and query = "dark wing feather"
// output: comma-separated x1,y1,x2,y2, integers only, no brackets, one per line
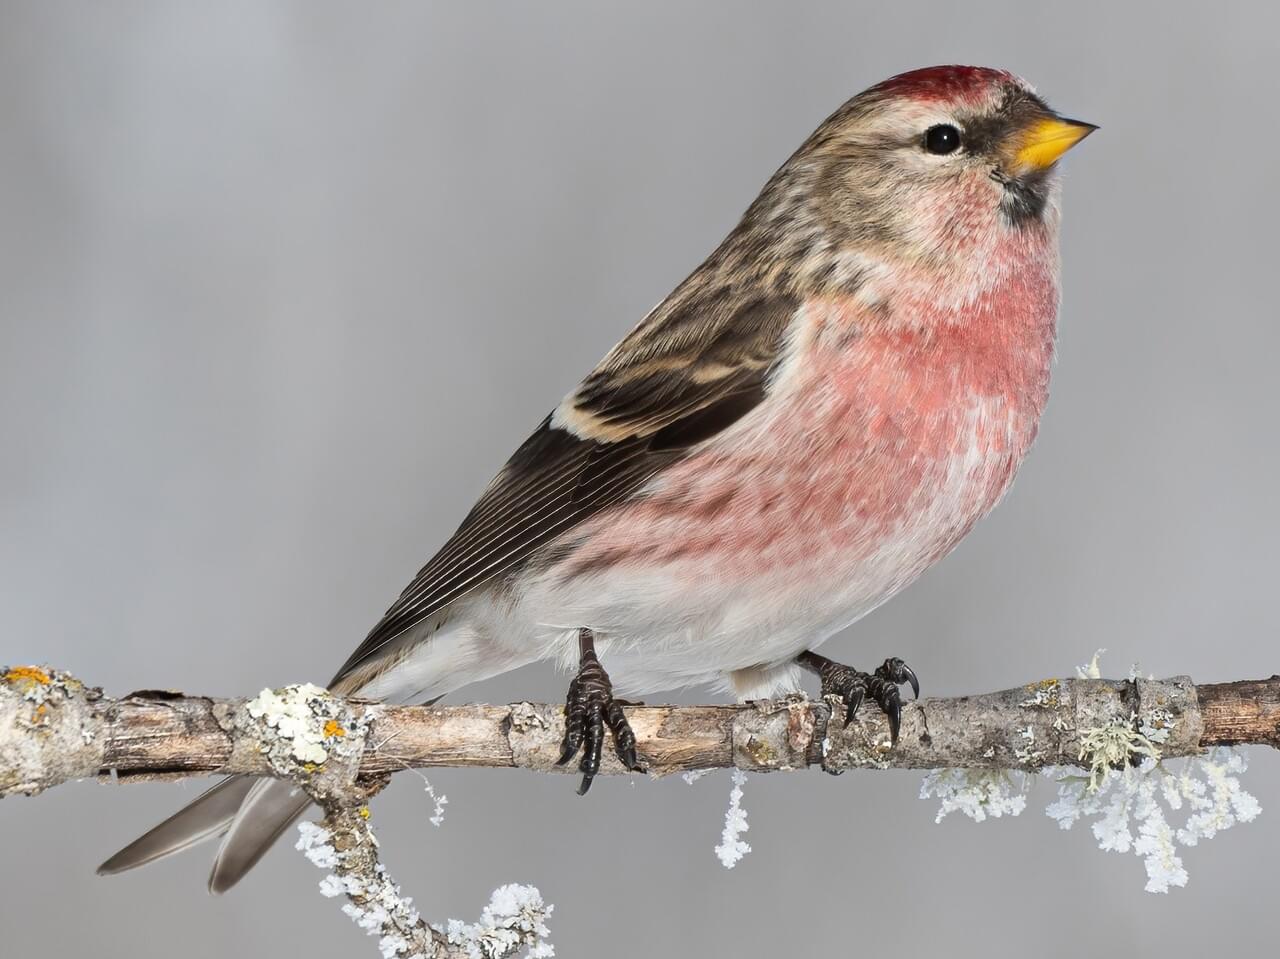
332,292,797,685
568,296,795,441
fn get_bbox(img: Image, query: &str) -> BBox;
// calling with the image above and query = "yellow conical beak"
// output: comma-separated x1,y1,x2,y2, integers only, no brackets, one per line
1013,116,1097,172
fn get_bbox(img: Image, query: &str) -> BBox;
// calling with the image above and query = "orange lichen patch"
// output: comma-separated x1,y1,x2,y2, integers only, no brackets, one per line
323,719,346,739
4,666,51,687
1021,678,1062,709
23,702,50,727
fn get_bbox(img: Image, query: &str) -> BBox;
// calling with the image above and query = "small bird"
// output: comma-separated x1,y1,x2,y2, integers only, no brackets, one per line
100,65,1094,891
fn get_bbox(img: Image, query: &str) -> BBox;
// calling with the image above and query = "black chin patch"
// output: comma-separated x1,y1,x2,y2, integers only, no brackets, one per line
994,168,1050,226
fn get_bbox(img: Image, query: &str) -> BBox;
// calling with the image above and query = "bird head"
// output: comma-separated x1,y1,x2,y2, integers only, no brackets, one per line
744,66,1095,290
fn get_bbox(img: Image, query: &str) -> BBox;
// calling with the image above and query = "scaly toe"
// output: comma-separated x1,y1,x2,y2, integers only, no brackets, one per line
842,685,866,728
606,700,646,772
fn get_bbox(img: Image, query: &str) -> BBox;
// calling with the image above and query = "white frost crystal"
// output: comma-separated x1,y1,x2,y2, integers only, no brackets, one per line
295,820,339,869
920,650,1262,894
714,769,752,869
1178,749,1262,843
926,749,1262,893
919,769,1029,823
305,825,431,959
421,772,449,827
377,934,409,959
319,873,367,898
1045,750,1261,893
298,815,554,958
443,884,556,959
683,767,751,867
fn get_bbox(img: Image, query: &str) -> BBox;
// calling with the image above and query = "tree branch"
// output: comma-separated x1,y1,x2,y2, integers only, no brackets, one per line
3,665,1277,955
1,668,561,959
3,667,1278,798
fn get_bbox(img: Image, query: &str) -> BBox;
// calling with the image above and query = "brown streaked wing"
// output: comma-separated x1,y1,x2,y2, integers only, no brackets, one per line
331,293,798,685
567,295,797,441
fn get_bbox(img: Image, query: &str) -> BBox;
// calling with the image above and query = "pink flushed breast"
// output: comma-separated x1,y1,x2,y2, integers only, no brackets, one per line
562,254,1058,602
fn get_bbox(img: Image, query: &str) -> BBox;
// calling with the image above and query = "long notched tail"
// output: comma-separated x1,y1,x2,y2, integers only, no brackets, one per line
97,776,311,894
97,667,436,891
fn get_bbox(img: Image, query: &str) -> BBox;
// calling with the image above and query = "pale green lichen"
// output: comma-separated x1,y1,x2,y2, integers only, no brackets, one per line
1077,712,1161,793
246,683,335,765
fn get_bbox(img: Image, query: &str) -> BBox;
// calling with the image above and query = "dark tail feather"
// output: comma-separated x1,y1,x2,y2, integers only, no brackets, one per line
97,777,256,875
207,778,312,894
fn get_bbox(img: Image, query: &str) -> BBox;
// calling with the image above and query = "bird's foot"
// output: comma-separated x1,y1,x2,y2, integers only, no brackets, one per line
556,628,646,794
797,651,920,744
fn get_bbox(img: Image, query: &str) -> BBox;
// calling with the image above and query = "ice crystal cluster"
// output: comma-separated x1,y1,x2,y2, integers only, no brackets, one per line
714,769,752,868
684,768,752,868
442,884,556,959
419,772,449,827
297,820,341,869
1045,750,1261,893
297,819,553,957
300,818,429,959
918,652,1262,893
919,769,1030,823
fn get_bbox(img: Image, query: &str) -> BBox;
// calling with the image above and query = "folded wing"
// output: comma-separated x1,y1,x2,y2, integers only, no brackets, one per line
333,289,798,686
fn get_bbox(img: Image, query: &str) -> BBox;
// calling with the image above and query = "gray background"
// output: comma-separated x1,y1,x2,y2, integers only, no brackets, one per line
2,2,1277,956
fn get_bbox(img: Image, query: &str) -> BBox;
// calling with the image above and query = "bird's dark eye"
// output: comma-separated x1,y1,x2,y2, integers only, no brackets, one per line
924,124,962,155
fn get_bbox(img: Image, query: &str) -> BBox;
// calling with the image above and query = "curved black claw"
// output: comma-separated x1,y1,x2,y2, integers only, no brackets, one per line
878,656,920,701
868,657,921,744
556,630,646,794
798,651,922,745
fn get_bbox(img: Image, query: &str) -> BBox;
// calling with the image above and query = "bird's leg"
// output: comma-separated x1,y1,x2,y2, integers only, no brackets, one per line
796,651,920,744
556,628,646,794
